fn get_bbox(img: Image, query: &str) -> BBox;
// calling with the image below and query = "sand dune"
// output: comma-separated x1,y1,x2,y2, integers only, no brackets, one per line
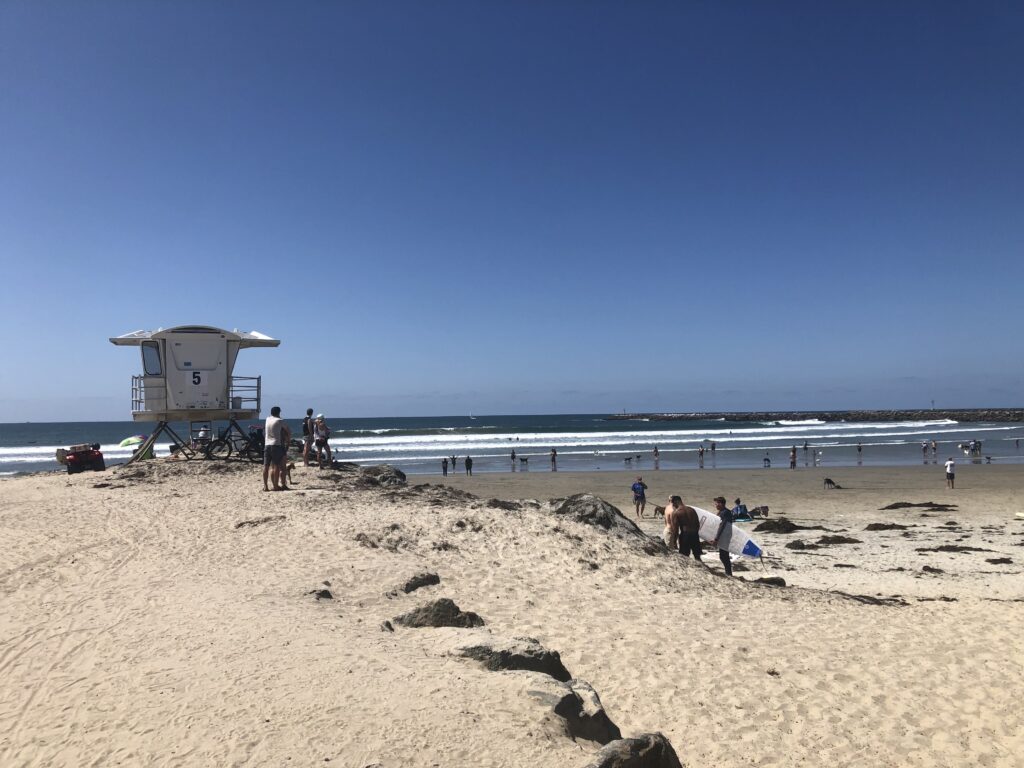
1,461,1021,766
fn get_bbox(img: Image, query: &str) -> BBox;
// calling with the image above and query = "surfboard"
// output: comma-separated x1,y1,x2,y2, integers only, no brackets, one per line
694,506,764,558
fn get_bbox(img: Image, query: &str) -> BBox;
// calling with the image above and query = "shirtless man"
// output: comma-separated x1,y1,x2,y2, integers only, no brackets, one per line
673,496,702,561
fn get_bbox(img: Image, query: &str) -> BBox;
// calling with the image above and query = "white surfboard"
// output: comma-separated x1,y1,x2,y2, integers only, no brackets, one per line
694,506,764,558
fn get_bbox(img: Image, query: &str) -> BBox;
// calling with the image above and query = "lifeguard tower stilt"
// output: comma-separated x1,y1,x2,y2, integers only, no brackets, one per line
110,326,280,464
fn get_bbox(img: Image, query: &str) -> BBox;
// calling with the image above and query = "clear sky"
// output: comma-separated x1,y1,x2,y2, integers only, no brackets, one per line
1,1,1022,422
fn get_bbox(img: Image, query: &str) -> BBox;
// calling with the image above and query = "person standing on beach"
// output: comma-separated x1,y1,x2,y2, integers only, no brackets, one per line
262,406,291,492
442,457,448,476
550,448,557,471
301,408,314,466
710,496,733,576
662,496,682,549
789,446,797,469
631,477,648,517
465,455,473,476
676,497,702,561
944,457,955,489
653,446,659,460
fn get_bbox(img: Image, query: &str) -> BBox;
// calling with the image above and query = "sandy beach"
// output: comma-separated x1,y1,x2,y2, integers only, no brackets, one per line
2,460,1022,767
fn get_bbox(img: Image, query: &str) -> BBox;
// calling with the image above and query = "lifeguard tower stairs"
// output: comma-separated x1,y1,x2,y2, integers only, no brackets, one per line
110,325,280,463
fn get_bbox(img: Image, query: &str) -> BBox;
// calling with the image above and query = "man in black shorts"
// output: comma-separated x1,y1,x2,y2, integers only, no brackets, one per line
263,406,292,491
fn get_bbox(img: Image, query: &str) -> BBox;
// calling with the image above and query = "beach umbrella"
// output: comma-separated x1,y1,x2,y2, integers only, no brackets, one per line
119,435,147,447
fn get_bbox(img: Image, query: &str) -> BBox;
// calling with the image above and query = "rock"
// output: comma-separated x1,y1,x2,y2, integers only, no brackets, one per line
834,564,857,569
357,465,407,488
308,588,333,600
458,638,572,682
986,557,1013,565
785,539,820,550
915,545,994,553
235,515,287,529
393,598,484,629
529,679,622,745
550,494,642,535
865,523,910,531
817,535,862,545
486,498,522,511
398,572,440,594
380,620,394,632
922,565,944,573
753,576,787,587
583,732,683,768
754,518,801,534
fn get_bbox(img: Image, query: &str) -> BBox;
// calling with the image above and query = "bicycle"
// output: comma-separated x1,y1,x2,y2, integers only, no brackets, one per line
204,423,265,463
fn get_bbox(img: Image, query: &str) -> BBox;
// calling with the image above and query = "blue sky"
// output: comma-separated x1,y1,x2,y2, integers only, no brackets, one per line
1,1,1022,421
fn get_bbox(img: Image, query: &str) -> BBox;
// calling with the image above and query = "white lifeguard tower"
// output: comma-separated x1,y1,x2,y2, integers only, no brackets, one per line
110,325,280,462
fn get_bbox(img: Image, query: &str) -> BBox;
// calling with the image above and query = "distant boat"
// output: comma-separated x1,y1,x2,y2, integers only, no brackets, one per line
469,414,477,420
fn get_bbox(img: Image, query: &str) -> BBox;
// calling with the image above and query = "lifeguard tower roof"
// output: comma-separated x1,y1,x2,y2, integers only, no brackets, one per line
110,325,280,348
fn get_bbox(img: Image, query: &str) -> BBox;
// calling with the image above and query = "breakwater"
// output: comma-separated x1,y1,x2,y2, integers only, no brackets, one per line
606,409,1024,423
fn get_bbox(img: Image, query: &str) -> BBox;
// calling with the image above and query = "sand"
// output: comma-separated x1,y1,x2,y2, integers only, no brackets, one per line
1,460,1022,767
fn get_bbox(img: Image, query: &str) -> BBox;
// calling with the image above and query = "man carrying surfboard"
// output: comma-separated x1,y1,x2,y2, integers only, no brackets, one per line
710,496,734,576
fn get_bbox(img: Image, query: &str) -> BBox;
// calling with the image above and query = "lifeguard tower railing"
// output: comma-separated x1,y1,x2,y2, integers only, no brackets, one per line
129,375,262,420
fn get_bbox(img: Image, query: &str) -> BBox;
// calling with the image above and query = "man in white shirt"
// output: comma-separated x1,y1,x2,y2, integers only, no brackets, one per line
263,406,292,491
944,457,955,489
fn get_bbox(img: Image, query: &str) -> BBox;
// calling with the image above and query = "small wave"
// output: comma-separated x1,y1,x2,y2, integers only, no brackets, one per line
776,419,826,426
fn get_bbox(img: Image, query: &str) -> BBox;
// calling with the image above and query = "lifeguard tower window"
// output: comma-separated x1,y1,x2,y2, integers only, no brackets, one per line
142,342,162,376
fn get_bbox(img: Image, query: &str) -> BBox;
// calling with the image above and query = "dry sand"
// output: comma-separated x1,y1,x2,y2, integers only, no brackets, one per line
1,460,1022,767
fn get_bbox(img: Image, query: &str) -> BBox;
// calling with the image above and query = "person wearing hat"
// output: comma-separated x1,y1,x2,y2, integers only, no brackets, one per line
710,496,734,576
313,414,332,468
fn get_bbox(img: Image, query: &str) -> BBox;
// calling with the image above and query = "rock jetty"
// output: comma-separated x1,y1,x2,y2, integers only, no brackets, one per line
606,408,1023,423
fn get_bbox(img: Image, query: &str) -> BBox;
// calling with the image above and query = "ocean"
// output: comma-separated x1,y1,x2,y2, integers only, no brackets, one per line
2,414,1023,477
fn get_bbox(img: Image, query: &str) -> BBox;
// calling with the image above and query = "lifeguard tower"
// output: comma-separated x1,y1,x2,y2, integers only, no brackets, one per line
110,325,280,462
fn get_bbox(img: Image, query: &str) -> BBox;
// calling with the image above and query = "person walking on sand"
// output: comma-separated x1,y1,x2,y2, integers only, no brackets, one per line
653,445,659,460
631,476,648,517
262,406,291,491
465,455,473,476
442,457,448,476
301,408,315,466
944,457,956,489
710,496,733,576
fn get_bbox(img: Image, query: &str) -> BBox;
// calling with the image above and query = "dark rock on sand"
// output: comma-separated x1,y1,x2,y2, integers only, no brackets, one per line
549,680,623,745
817,535,862,546
550,494,642,535
583,732,683,768
399,572,441,594
380,620,394,632
834,592,909,607
865,523,910,531
986,557,1013,565
357,465,407,488
393,598,484,629
881,501,957,512
753,576,787,587
915,545,994,553
754,517,826,534
923,565,944,573
235,515,286,529
308,588,333,600
458,638,572,682
486,498,522,511
785,539,821,550
834,564,857,568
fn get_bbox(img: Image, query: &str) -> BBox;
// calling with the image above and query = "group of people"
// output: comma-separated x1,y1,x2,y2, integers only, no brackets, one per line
301,408,333,468
629,477,736,576
261,406,334,491
442,455,473,476
662,494,737,576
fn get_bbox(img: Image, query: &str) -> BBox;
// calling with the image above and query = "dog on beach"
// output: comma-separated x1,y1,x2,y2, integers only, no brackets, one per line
823,478,842,490
650,504,665,520
519,457,529,465
285,462,296,484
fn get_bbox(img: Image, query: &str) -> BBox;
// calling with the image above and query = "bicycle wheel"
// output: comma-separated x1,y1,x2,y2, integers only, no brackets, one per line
205,438,232,460
243,439,265,463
